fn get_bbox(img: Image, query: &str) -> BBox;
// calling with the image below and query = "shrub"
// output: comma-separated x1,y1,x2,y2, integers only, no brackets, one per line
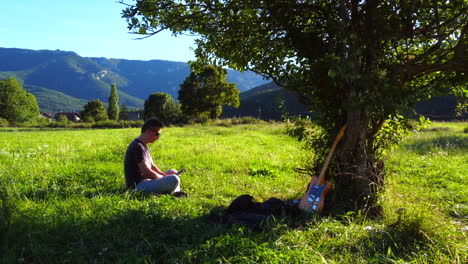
93,120,120,128
35,117,52,127
81,99,108,122
0,77,39,124
38,119,144,129
143,92,181,125
209,117,266,126
0,117,9,127
93,120,143,128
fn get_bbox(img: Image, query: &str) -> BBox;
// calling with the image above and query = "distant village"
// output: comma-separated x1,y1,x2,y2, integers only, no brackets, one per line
39,111,142,123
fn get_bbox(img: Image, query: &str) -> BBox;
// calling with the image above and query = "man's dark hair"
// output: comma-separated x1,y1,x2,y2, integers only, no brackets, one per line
141,117,165,133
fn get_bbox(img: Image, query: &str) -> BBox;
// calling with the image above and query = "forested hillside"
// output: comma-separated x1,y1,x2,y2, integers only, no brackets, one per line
1,47,463,119
222,82,309,120
0,47,268,113
224,82,465,121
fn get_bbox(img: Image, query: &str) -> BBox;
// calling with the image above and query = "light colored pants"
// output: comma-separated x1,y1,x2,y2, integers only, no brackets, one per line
136,169,181,194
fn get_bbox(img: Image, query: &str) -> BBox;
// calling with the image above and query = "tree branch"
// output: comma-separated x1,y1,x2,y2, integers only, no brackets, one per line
399,61,468,80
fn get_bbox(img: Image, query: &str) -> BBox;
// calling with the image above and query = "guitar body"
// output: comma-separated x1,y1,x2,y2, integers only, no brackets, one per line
298,176,332,213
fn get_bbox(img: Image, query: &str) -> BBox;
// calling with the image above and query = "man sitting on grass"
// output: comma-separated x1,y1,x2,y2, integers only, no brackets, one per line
124,117,187,197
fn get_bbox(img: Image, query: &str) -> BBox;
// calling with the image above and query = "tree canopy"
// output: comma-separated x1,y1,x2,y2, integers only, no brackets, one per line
0,76,39,124
81,99,108,122
179,64,239,121
143,92,180,124
121,0,467,213
107,84,120,121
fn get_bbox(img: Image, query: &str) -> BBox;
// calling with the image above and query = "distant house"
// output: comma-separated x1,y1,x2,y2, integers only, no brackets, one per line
54,112,81,122
127,111,142,121
39,112,54,120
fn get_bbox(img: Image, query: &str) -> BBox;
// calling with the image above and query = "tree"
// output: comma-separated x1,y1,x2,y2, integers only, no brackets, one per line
179,64,239,120
107,84,120,121
119,103,130,120
143,92,181,124
56,114,70,125
121,0,467,214
81,99,108,122
0,76,39,124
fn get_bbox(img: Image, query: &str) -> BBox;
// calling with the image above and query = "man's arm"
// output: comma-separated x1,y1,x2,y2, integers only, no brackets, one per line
150,161,167,176
138,160,165,179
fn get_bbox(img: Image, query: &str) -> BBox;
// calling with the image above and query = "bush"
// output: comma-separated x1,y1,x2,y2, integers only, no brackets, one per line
42,120,144,129
93,120,121,128
115,120,144,128
208,117,266,126
143,92,181,125
0,117,9,127
93,120,143,128
35,117,52,127
57,115,71,125
0,77,39,124
44,121,90,129
81,99,108,122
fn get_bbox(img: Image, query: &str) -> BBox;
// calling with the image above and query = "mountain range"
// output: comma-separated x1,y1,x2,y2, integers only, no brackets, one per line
0,47,268,113
0,47,461,120
222,82,310,120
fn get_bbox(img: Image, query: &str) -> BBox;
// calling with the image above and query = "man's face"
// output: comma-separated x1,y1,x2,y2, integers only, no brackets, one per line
148,127,161,143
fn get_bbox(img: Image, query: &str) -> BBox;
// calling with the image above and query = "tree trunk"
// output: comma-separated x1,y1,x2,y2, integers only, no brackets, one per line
325,106,384,216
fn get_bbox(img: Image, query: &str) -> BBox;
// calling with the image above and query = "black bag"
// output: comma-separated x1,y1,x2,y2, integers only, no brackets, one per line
209,194,300,229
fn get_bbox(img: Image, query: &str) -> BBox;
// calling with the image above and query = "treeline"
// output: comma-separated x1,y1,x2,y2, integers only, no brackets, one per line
0,64,246,128
224,82,467,121
2,70,464,129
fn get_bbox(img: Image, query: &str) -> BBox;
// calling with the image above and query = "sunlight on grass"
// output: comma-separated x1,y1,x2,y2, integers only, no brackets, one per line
1,122,466,263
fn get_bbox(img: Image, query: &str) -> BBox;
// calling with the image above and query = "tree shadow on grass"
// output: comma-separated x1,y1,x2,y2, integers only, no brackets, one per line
2,192,314,263
14,180,129,202
2,205,224,262
4,186,437,263
352,224,434,262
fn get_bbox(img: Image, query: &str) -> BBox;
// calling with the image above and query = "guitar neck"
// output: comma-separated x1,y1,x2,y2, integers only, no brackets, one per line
317,125,347,185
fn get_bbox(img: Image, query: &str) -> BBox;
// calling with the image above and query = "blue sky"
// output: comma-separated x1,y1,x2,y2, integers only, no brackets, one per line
0,0,197,62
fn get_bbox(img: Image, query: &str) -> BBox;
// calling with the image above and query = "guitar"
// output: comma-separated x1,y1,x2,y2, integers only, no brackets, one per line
298,125,347,213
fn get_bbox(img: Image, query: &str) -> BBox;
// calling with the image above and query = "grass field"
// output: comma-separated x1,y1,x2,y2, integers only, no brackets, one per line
0,122,466,263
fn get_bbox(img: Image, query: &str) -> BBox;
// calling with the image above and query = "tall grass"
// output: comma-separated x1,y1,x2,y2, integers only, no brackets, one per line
381,122,467,263
0,122,466,263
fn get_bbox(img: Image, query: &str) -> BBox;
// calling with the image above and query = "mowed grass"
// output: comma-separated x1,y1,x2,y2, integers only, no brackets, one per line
0,122,466,263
